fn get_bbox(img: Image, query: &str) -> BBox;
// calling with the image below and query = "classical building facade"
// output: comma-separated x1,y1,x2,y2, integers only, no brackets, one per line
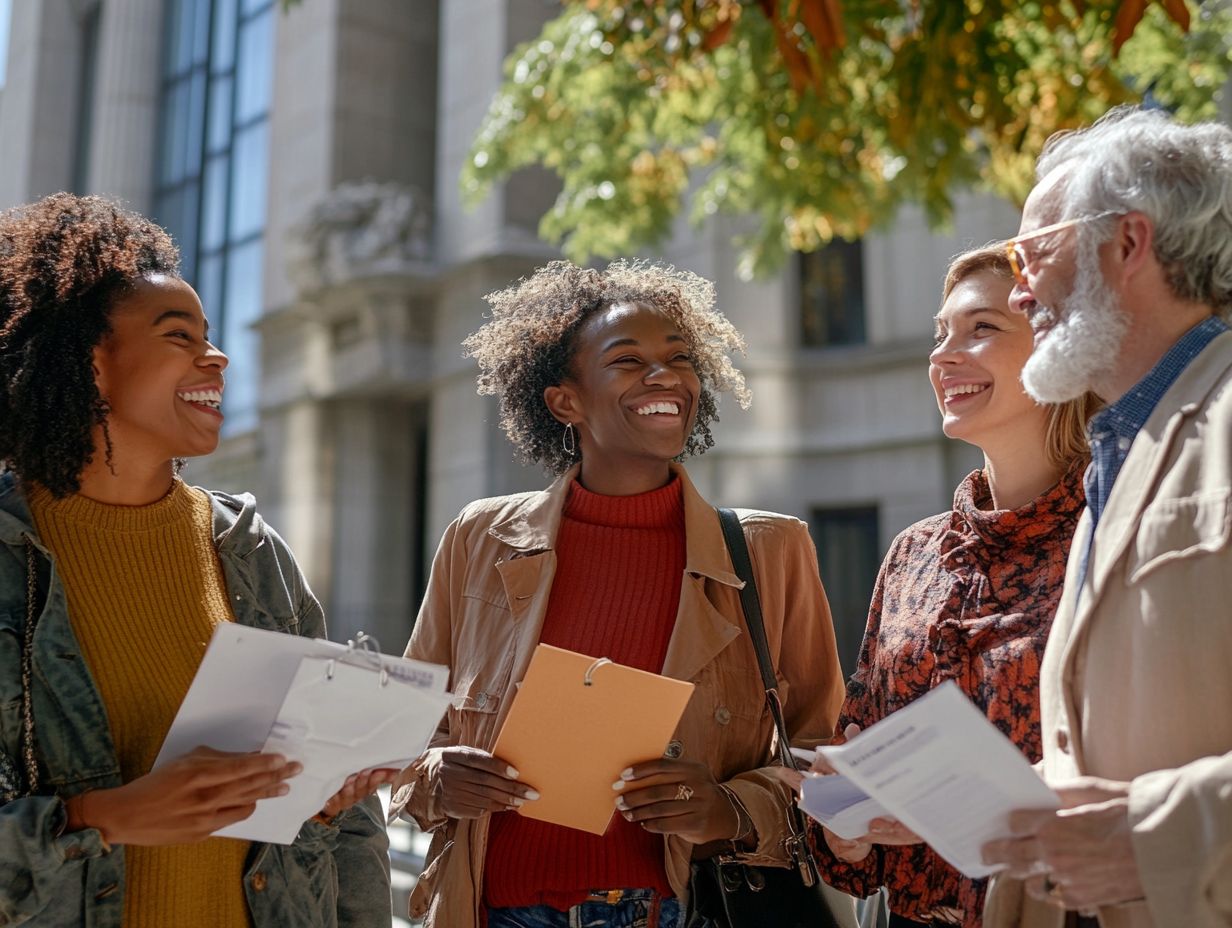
2,0,1061,673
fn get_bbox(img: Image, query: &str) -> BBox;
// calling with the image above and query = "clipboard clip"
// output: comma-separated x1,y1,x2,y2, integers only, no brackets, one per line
583,657,612,686
325,631,391,687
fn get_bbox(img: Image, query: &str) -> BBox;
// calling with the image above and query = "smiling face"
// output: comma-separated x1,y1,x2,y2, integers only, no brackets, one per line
544,301,701,493
1011,171,1128,404
929,269,1048,451
91,274,229,466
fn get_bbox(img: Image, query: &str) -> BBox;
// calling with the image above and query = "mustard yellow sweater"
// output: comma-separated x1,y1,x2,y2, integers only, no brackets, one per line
30,479,252,928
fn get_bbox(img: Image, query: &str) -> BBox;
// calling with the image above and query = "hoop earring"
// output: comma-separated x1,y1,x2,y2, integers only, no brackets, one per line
562,422,577,457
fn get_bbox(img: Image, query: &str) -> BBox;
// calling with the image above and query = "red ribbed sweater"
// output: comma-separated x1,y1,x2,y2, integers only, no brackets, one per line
483,477,686,910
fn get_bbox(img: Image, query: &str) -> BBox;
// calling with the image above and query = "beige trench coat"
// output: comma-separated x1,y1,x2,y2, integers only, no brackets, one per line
390,463,846,926
984,331,1232,928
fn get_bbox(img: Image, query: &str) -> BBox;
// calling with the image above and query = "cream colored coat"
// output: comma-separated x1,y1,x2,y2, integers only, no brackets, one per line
985,331,1232,928
389,464,846,927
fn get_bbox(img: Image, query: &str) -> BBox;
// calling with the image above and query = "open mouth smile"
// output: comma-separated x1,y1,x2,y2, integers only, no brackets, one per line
634,401,681,416
177,389,223,412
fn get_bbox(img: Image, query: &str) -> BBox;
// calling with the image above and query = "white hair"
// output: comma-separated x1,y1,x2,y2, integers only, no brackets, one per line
1036,106,1232,316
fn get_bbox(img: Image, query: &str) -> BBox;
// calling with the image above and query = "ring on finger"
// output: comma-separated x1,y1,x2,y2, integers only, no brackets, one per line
675,784,694,802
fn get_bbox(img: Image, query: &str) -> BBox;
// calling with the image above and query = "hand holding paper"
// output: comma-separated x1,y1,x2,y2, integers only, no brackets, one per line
425,746,539,819
68,747,302,847
614,759,739,845
154,624,453,844
797,682,1059,878
491,645,695,835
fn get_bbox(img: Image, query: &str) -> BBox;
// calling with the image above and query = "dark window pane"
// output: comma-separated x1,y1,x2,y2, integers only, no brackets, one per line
163,0,186,77
184,70,207,177
191,0,211,65
196,252,224,329
221,239,263,433
235,9,273,124
810,506,880,678
175,181,201,282
206,75,233,153
159,80,190,184
229,122,267,240
201,154,229,251
211,0,238,73
800,239,866,347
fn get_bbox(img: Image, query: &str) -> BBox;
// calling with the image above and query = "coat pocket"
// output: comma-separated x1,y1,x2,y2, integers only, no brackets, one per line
1128,488,1231,583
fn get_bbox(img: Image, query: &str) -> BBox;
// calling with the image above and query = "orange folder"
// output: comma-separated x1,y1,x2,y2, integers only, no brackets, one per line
491,644,696,835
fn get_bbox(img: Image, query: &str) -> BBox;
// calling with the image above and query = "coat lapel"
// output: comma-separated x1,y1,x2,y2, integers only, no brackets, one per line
1060,333,1232,735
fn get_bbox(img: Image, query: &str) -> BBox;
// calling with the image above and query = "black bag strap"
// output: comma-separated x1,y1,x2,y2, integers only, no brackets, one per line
717,508,794,771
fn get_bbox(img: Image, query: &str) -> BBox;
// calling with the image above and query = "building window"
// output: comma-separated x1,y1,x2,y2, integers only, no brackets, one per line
0,0,12,88
154,0,274,433
799,238,866,347
810,506,880,677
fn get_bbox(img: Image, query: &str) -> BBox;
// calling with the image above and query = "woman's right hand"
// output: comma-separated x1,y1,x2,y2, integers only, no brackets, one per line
425,746,539,819
823,826,874,863
70,746,301,846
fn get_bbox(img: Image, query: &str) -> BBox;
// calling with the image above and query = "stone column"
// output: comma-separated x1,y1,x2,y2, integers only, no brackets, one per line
85,0,165,211
0,0,84,208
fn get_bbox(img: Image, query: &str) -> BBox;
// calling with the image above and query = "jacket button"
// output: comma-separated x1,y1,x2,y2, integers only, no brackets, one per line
250,872,268,892
664,740,684,759
1056,729,1070,753
714,707,732,726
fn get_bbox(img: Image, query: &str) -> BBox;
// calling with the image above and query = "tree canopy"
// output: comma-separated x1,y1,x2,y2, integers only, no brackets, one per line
463,1,1232,277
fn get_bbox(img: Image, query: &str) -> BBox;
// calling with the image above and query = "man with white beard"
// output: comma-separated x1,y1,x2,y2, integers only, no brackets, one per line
979,106,1232,928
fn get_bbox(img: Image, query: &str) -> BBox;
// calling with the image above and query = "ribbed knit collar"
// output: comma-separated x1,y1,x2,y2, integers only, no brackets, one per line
27,478,200,533
563,476,685,530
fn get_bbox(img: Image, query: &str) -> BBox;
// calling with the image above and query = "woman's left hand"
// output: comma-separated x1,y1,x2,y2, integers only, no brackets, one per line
318,767,401,820
613,759,739,844
859,817,921,846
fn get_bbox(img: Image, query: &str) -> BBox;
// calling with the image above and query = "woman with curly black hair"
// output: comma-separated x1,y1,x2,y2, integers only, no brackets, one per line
390,259,847,928
0,193,391,927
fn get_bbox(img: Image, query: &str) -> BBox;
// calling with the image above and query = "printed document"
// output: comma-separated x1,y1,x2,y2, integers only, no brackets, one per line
809,681,1058,877
154,623,452,844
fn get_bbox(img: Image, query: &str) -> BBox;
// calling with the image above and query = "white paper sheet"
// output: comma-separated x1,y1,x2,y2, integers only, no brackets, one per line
814,681,1059,877
799,773,891,840
153,623,451,844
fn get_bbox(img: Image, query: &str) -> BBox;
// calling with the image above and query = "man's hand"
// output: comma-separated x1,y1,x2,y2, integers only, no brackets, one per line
981,777,1145,910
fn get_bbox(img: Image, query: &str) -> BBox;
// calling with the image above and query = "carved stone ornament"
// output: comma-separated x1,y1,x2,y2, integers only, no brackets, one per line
285,181,433,295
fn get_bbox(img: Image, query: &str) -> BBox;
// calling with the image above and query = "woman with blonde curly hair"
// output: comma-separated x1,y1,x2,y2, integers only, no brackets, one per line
390,260,846,928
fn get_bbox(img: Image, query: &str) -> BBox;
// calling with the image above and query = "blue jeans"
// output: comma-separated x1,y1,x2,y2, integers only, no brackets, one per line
487,888,684,928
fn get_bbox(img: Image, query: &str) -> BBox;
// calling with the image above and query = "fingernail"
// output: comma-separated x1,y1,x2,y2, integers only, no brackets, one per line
286,762,303,776
612,780,625,790
506,766,520,779
510,798,524,807
277,784,290,796
523,789,540,801
615,797,628,810
622,811,632,821
620,768,634,779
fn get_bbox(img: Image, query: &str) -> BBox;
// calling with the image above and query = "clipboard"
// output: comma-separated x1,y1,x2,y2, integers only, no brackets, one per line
491,644,695,835
153,624,452,844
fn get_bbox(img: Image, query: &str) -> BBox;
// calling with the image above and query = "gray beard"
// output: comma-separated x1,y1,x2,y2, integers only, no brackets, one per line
1021,258,1127,404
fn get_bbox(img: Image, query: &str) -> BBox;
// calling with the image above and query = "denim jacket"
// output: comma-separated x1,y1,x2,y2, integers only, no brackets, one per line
0,474,391,927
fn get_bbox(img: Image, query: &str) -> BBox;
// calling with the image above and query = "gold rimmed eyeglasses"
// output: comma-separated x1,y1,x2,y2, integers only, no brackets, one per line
1005,210,1120,285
